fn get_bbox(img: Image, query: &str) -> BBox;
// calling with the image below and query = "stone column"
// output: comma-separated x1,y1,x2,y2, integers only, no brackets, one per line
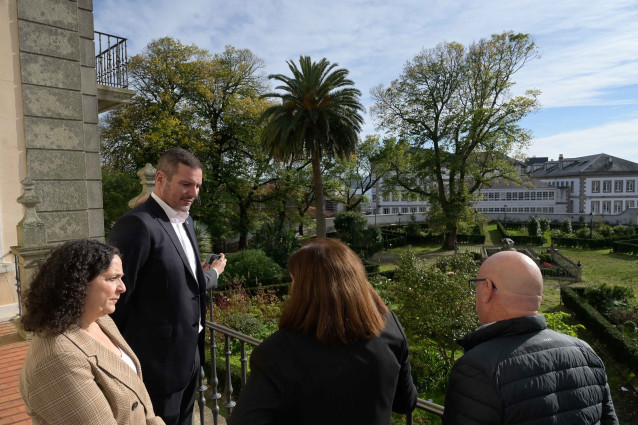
128,163,157,208
11,178,51,339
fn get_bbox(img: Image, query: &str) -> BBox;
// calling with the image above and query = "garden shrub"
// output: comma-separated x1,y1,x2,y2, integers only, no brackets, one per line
606,308,638,325
561,287,638,374
599,224,613,238
575,228,590,239
543,311,584,337
527,216,541,237
391,251,479,371
219,249,284,288
404,214,421,238
561,218,572,234
583,283,634,314
253,221,301,268
539,218,551,232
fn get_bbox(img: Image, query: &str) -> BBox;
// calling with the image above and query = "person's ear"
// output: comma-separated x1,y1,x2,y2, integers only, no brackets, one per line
483,278,497,303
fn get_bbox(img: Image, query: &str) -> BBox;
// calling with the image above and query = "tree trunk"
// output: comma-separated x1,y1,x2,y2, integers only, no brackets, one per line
311,153,326,238
298,212,305,236
443,225,457,250
238,206,249,249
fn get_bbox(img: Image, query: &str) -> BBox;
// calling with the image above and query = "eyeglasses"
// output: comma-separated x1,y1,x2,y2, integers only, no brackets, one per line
468,278,498,293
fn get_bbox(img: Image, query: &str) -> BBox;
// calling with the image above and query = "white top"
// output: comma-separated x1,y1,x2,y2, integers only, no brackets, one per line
119,347,138,374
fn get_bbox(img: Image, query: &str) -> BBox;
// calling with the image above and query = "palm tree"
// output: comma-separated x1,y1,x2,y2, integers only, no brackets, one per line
261,56,364,238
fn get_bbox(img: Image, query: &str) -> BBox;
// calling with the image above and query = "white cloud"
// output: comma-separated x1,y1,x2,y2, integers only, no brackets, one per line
527,118,638,163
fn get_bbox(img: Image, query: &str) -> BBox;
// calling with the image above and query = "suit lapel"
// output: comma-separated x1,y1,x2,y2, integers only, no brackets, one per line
147,197,199,284
63,318,151,404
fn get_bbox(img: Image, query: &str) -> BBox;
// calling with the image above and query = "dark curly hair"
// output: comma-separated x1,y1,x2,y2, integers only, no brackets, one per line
21,239,120,336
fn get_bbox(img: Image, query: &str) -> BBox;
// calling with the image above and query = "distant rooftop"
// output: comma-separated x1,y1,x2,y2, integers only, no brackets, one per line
528,153,638,177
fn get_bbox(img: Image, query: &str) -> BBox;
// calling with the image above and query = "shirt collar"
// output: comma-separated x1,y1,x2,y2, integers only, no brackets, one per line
151,192,189,223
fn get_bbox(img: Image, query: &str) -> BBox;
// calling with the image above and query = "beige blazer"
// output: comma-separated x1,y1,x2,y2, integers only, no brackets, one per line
20,316,165,425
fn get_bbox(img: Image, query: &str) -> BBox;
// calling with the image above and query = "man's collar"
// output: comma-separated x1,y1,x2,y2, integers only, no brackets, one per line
151,192,189,222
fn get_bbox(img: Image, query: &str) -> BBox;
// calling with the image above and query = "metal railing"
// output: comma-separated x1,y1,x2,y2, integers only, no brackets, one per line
199,290,444,424
14,254,22,317
95,31,129,88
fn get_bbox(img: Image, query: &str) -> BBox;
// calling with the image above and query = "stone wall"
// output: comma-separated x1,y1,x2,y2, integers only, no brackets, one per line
17,0,103,243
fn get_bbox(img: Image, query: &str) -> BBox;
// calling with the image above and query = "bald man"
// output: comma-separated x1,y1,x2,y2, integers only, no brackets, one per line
443,251,618,425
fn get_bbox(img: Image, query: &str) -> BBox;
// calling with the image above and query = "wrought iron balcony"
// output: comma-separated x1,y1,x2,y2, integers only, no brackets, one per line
94,31,135,113
95,31,129,88
197,290,444,424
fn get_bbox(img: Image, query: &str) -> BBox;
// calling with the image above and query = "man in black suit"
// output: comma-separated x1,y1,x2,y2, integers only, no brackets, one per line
109,148,226,425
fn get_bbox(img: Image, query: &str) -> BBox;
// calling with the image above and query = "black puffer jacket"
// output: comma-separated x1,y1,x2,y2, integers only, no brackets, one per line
443,315,618,425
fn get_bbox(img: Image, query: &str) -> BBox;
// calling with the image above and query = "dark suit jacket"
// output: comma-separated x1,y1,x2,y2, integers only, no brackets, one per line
228,312,417,425
108,196,215,395
20,316,164,425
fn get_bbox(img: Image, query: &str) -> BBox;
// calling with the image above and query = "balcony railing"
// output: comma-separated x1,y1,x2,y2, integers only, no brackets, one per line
197,290,444,424
95,31,129,89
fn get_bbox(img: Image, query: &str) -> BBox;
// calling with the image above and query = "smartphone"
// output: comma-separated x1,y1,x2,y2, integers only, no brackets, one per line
205,253,221,264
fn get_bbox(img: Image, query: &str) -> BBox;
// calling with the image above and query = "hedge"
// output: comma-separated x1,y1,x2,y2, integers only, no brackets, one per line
456,233,486,244
496,220,545,245
612,239,638,255
552,236,614,249
561,287,638,374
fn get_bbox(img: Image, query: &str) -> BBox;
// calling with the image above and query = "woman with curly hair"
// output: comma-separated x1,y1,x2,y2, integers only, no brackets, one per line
229,238,417,425
19,239,164,425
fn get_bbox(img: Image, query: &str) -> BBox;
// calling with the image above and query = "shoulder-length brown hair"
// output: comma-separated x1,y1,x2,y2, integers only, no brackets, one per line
279,238,389,344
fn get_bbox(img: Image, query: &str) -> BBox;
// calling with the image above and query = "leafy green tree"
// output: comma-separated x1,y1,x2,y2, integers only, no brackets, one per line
334,211,368,246
261,56,365,238
324,135,393,211
102,170,140,234
391,252,479,370
100,37,208,172
527,216,541,237
253,221,301,268
371,32,540,249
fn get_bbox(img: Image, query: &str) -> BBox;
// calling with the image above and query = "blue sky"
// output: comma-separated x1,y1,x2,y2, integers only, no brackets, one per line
94,0,638,163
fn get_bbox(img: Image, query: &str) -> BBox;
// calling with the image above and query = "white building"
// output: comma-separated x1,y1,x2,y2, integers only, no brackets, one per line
360,153,638,225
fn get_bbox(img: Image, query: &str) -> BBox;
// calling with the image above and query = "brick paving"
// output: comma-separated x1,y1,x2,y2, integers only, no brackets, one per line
0,321,31,425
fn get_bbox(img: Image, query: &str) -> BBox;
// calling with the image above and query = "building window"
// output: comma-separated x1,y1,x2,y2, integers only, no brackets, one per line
614,200,622,213
524,192,530,200
549,207,554,213
419,207,426,213
627,180,635,192
614,180,623,192
570,181,574,193
391,207,399,214
410,207,416,213
506,192,512,201
383,208,390,214
549,192,555,200
372,194,377,202
591,181,600,193
401,207,408,213
626,200,635,209
602,201,611,213
603,180,611,193
591,201,600,214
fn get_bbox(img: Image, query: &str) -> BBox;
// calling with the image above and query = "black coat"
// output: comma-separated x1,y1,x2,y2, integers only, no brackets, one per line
228,312,417,425
108,196,215,395
443,315,618,425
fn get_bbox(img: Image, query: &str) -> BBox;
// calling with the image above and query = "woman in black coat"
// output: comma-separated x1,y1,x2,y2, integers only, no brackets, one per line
229,238,417,425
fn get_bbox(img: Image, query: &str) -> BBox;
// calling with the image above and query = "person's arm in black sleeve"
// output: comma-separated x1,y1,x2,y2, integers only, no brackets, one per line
107,214,150,332
442,360,501,425
390,313,418,414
